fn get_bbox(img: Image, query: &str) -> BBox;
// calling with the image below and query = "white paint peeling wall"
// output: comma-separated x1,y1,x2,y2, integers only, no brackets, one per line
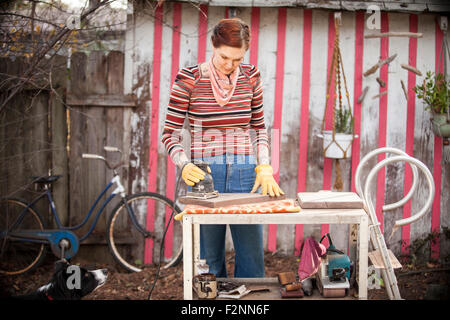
414,13,436,247
125,2,450,261
305,9,329,245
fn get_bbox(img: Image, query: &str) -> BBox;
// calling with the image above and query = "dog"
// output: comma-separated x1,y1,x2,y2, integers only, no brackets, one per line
14,260,108,300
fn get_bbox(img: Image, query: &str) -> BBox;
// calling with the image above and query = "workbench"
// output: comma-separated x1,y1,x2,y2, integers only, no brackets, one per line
182,208,369,300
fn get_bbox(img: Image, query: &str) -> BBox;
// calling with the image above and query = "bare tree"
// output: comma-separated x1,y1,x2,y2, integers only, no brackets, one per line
0,0,129,198
0,0,128,113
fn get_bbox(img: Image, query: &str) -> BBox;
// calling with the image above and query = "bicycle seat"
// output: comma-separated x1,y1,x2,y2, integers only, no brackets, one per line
32,175,61,184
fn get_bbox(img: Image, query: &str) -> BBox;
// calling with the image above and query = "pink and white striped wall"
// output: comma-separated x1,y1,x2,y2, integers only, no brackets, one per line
127,3,450,263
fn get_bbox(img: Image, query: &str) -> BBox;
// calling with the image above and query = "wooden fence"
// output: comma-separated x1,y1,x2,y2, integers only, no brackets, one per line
0,51,141,263
0,55,67,226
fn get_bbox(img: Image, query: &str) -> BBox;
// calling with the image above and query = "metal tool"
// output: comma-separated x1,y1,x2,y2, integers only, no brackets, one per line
185,162,219,200
319,234,352,282
315,233,351,298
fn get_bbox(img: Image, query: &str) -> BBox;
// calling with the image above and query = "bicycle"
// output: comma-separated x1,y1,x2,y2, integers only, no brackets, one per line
0,146,183,275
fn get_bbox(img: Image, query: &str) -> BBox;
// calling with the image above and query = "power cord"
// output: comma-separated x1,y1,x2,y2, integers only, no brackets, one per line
147,172,184,300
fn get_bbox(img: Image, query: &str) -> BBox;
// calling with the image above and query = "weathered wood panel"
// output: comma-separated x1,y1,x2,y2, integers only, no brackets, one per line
411,14,436,262
305,9,329,245
2,3,449,267
0,57,52,222
277,8,303,255
382,13,410,255
128,3,450,264
68,51,130,262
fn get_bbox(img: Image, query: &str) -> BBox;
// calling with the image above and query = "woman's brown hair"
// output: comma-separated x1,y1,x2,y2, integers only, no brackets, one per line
211,18,250,50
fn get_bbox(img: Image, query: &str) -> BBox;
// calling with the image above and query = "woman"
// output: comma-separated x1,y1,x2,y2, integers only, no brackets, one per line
161,18,283,278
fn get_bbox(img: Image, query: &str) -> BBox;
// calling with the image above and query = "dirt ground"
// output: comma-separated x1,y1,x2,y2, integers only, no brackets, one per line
1,251,449,300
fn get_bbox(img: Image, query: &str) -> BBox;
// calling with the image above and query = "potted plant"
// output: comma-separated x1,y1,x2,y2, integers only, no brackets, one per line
414,71,450,138
319,105,356,159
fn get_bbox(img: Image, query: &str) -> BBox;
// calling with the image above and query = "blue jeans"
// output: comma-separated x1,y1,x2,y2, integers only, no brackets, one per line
199,154,265,278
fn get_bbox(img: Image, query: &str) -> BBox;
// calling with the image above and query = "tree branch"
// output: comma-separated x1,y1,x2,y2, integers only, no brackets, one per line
0,0,113,114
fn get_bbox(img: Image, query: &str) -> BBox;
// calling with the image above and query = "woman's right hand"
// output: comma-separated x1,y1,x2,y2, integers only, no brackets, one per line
181,163,209,186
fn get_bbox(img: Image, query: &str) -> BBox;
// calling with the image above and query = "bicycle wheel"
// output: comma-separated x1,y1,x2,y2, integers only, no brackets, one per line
0,198,47,275
107,192,183,272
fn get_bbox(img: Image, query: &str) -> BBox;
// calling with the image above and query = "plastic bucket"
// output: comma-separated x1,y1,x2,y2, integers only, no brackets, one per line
431,113,450,138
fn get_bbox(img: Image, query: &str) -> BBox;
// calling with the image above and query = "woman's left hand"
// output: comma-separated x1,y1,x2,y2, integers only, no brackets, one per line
251,164,285,197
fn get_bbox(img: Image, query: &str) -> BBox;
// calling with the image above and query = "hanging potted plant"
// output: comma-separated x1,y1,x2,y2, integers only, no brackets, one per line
318,14,357,160
319,104,356,159
413,71,450,138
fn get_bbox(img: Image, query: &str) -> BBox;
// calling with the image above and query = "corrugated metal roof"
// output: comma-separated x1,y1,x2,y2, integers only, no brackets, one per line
171,0,450,13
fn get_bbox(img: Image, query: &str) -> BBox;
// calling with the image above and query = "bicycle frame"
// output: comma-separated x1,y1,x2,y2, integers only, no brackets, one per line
6,174,146,243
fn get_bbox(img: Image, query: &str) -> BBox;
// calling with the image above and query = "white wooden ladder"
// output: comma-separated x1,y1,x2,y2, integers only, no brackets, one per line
355,147,435,300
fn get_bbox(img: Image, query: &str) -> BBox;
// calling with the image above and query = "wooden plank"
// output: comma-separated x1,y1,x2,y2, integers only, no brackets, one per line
267,7,287,253
4,60,26,200
329,11,356,253
349,11,365,264
27,92,50,221
68,114,86,226
104,50,133,259
383,12,409,256
278,7,303,256
189,210,366,225
295,8,313,255
50,55,69,227
401,14,419,256
66,93,136,107
68,53,85,228
436,23,450,262
364,32,423,39
145,4,164,264
163,2,180,261
410,14,435,262
183,215,194,300
69,52,88,94
297,191,363,209
368,249,402,269
68,51,107,239
105,50,125,208
85,51,107,235
375,12,390,233
179,193,286,208
358,215,369,300
305,9,330,243
257,6,280,252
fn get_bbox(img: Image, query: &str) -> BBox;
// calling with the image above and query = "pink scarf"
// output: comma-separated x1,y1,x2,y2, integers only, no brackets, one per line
208,57,239,107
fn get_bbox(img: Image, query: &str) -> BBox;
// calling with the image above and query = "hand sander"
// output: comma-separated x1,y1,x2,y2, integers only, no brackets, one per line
185,162,219,200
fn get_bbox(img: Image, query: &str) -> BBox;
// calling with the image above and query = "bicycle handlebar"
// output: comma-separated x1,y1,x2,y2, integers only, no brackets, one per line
82,147,126,171
82,154,105,160
104,146,121,153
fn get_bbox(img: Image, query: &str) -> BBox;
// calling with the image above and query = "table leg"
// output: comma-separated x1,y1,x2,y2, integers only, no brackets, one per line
193,223,200,275
358,215,369,300
183,215,193,300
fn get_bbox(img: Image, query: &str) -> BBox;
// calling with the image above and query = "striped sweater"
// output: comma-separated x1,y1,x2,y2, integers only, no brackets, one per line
161,63,270,168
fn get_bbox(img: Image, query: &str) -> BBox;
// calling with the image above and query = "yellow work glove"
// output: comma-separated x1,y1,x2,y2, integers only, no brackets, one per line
251,164,285,197
181,163,210,186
